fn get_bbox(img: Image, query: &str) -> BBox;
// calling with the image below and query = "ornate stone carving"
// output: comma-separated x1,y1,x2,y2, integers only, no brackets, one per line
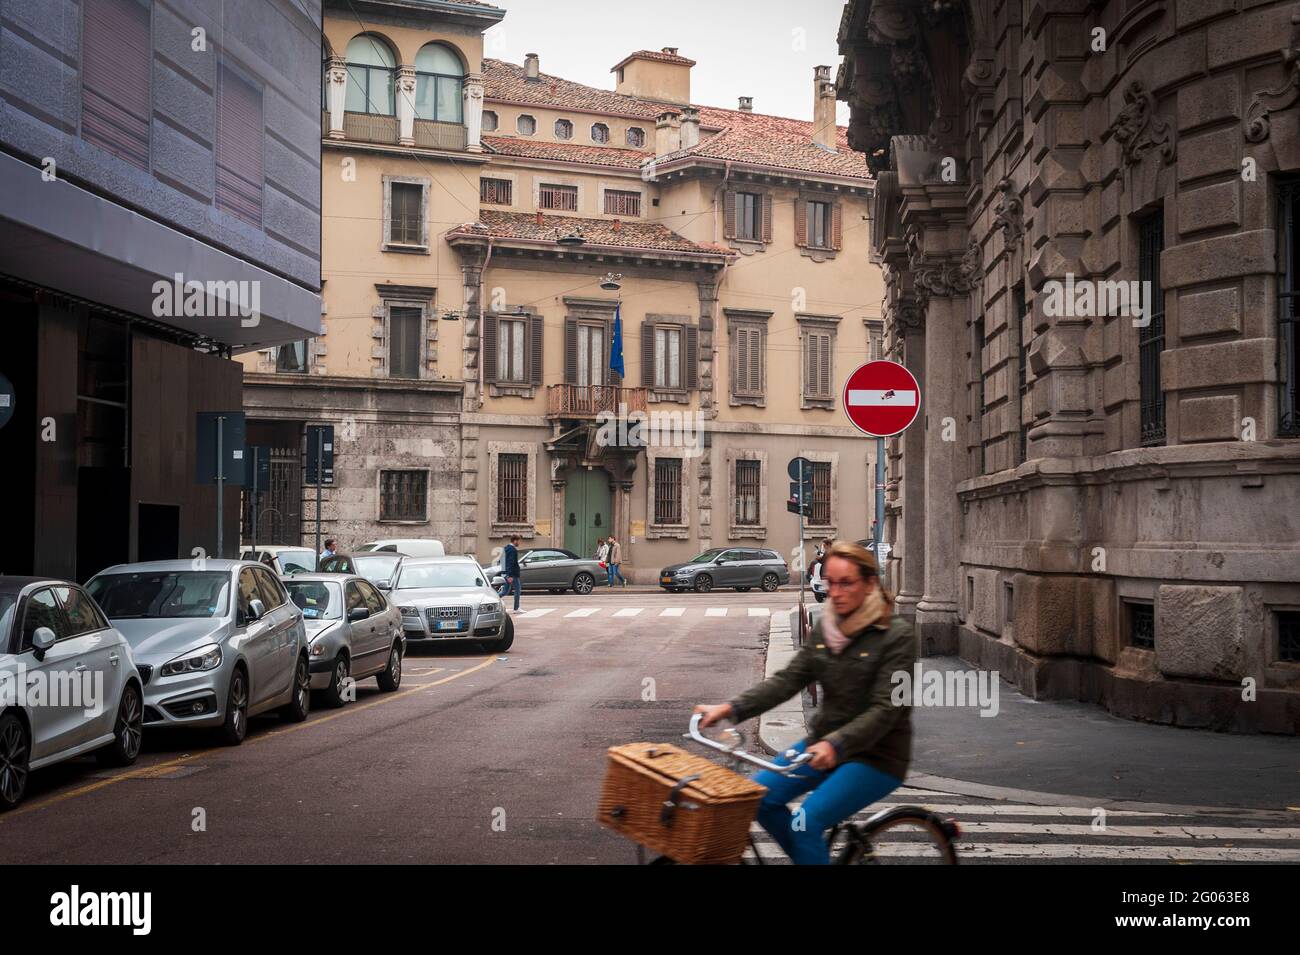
911,253,977,301
960,239,983,288
894,301,925,333
1244,8,1300,143
993,177,1023,249
1110,80,1175,165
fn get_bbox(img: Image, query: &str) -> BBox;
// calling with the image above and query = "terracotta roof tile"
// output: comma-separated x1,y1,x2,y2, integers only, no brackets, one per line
483,58,663,120
483,135,651,169
450,210,728,256
610,49,697,70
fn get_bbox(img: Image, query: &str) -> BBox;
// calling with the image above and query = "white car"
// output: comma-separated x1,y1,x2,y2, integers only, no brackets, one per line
241,545,317,576
0,577,145,811
357,539,446,558
390,556,512,652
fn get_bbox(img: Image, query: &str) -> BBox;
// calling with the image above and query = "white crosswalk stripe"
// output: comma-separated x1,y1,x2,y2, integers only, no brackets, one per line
563,608,599,618
659,607,686,617
516,608,555,618
739,793,1300,864
747,607,771,617
612,608,644,617
705,607,728,617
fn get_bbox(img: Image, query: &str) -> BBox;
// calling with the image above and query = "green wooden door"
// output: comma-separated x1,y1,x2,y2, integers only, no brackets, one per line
563,469,612,559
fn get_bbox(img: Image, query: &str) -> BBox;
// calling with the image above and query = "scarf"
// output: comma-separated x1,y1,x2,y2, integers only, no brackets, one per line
822,588,890,654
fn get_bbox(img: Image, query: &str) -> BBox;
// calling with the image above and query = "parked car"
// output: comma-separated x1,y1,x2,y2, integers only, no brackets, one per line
482,548,608,595
240,545,318,576
356,539,445,558
0,577,145,811
317,552,406,590
283,574,404,707
659,547,790,594
86,560,311,746
389,556,512,652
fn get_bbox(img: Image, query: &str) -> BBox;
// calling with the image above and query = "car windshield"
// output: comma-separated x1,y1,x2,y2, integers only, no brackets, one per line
0,595,15,639
88,571,230,619
394,564,482,590
352,554,402,579
689,549,725,563
276,550,317,574
284,581,342,620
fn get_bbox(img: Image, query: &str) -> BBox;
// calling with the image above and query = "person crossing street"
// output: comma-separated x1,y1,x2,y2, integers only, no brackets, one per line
499,535,522,612
606,535,627,588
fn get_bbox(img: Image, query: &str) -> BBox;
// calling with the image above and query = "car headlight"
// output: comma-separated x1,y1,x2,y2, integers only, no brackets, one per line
399,606,419,617
675,570,691,577
160,644,223,677
480,602,502,615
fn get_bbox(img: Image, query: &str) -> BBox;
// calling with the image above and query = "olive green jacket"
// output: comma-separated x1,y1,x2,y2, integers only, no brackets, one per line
729,613,917,781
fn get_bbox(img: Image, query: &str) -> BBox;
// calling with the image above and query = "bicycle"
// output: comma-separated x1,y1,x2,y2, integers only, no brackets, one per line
638,714,961,865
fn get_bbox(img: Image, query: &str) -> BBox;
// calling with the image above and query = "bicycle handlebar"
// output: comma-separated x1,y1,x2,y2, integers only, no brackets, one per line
685,713,814,775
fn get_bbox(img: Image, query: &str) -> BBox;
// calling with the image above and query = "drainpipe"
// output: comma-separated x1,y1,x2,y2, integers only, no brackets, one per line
477,234,495,410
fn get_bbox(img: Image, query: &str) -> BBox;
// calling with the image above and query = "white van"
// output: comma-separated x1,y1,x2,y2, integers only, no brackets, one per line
356,538,446,558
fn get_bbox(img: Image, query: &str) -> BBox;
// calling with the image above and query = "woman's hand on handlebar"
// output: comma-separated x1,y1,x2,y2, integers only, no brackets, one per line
693,703,734,728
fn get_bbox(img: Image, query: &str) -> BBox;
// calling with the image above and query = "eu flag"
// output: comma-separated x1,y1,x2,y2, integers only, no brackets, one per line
609,303,625,378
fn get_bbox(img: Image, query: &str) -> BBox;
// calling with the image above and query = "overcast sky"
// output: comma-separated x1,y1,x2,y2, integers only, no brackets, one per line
482,0,852,124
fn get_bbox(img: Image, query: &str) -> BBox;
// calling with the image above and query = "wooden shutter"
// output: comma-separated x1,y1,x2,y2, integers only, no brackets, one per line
762,193,773,243
819,333,832,396
82,0,151,169
723,190,736,239
481,314,498,382
641,321,655,386
528,315,544,384
749,327,763,393
217,64,264,226
795,198,808,247
733,327,749,393
684,324,699,389
564,317,578,384
831,202,843,250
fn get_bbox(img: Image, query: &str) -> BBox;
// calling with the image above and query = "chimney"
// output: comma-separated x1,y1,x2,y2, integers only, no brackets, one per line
738,96,752,112
679,106,700,149
655,109,682,157
812,65,837,152
662,46,678,55
524,53,540,81
612,49,694,105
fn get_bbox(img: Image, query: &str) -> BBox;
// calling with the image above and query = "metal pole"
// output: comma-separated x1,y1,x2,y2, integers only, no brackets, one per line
314,431,323,565
215,416,225,560
875,436,886,588
798,459,806,642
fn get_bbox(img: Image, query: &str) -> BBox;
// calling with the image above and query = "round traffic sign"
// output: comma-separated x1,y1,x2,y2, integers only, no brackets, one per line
842,360,921,437
787,456,813,480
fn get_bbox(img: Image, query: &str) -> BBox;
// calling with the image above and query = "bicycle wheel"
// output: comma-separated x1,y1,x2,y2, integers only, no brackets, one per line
833,808,960,865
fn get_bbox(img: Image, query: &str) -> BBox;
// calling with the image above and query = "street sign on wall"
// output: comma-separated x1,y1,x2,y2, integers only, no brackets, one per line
195,412,247,486
842,360,921,438
306,425,334,486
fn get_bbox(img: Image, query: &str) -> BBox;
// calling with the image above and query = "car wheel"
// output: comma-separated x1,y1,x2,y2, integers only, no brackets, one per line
96,682,144,767
572,572,595,595
693,574,713,594
0,713,30,812
217,667,249,746
736,586,752,593
376,642,403,692
280,655,311,722
321,654,350,709
494,615,515,653
761,573,780,593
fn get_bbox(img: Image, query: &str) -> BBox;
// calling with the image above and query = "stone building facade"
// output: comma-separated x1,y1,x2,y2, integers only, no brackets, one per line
837,0,1300,732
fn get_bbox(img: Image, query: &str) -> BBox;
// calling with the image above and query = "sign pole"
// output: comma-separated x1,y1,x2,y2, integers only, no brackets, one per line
875,436,886,588
314,436,323,563
215,415,225,560
250,448,260,558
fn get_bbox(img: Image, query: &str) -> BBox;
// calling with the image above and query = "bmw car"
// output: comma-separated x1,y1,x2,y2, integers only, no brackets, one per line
389,556,513,652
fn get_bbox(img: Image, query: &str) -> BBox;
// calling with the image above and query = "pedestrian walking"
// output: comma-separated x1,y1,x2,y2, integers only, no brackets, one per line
500,535,522,611
606,535,627,588
319,538,337,562
595,537,610,564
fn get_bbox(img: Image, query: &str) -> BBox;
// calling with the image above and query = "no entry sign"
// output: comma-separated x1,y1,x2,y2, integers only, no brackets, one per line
842,360,921,437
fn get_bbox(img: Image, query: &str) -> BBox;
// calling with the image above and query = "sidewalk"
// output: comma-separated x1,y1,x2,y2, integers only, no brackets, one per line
757,613,1300,812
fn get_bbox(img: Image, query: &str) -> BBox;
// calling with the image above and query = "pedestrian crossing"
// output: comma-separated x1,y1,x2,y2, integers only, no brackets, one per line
515,604,794,620
741,787,1300,864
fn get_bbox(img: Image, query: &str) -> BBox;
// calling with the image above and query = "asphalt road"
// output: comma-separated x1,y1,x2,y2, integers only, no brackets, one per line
0,589,790,864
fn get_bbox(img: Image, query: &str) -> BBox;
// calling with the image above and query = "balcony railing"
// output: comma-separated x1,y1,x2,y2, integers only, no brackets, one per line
414,118,467,150
547,384,647,418
323,112,467,151
343,111,399,145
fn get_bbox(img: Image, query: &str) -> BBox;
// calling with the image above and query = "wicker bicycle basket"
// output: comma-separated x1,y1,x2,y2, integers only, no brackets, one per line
598,742,768,864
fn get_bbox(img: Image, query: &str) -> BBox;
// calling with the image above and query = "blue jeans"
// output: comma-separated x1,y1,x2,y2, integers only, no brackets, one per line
606,563,626,587
752,740,902,865
499,573,520,610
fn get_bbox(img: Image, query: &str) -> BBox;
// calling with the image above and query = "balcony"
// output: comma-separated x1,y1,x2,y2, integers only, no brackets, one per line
546,384,647,419
343,111,399,144
414,118,467,150
322,111,468,151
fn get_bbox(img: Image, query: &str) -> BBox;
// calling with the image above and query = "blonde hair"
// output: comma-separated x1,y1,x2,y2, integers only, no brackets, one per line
824,540,893,606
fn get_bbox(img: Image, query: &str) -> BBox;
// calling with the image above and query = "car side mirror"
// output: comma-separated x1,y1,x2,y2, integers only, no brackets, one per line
377,580,391,591
475,578,483,587
348,607,370,622
31,626,56,659
715,559,727,565
491,575,505,588
247,598,266,622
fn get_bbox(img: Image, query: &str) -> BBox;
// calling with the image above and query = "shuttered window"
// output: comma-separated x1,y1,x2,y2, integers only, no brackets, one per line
654,458,682,525
540,184,578,211
809,462,831,526
389,182,424,245
734,191,759,240
802,330,833,398
389,307,422,379
497,454,528,523
481,178,512,205
485,314,543,385
654,326,682,389
81,0,151,169
497,319,527,382
735,460,761,525
380,471,427,521
604,190,641,217
807,201,829,248
733,325,764,396
217,64,264,227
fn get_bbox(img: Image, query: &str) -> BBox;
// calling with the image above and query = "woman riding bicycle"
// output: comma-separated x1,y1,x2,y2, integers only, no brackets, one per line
694,540,917,865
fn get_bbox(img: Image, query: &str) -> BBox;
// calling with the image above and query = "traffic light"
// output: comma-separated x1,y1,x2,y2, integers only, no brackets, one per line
786,480,812,516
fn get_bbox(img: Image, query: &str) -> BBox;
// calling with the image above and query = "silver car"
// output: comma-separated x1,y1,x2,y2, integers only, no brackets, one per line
659,547,790,594
482,548,608,595
87,560,311,746
0,577,145,811
390,557,513,652
283,574,405,706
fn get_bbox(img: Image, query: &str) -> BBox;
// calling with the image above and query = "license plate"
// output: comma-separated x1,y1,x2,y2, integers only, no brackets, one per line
436,620,463,631
660,577,672,583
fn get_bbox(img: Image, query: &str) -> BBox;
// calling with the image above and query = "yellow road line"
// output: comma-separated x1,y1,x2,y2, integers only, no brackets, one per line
1,655,496,822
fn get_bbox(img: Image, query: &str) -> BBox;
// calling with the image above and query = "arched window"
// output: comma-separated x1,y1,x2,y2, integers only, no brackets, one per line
591,122,609,144
414,42,464,123
345,34,396,115
554,118,573,140
626,127,645,147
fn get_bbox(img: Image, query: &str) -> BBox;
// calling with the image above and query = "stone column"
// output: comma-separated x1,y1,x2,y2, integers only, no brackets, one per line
326,55,347,140
551,472,566,548
396,66,416,146
893,300,927,618
463,71,484,151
